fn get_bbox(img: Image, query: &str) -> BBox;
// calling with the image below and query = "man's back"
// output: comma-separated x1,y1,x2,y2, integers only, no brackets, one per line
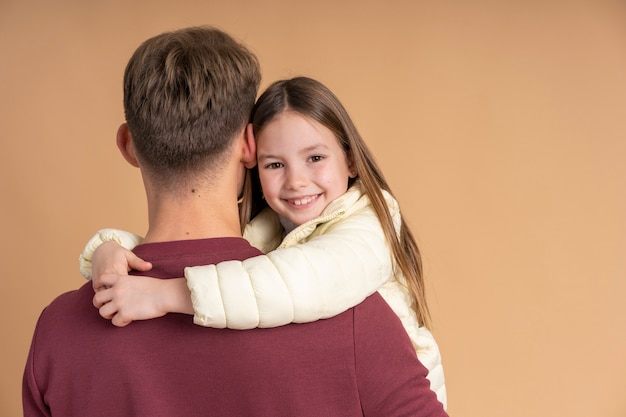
23,237,444,417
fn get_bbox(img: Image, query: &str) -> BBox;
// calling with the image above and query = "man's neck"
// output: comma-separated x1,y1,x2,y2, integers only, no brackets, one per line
141,183,242,244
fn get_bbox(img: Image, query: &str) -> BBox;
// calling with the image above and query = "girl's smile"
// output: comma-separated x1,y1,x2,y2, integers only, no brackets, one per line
283,193,322,208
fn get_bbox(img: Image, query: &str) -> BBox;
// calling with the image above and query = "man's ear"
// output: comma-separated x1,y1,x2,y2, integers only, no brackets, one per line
241,123,257,168
116,123,140,167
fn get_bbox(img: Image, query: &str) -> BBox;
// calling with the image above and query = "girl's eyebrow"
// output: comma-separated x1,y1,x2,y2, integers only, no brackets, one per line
301,144,328,153
257,144,329,161
256,152,279,161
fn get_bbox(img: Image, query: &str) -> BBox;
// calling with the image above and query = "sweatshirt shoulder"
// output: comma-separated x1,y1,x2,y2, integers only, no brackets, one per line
36,283,94,323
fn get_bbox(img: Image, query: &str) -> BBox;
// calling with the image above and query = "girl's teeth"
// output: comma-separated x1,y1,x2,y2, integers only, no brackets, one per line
292,196,316,205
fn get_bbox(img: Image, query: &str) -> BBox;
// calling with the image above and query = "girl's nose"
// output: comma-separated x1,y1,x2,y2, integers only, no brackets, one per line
285,167,307,189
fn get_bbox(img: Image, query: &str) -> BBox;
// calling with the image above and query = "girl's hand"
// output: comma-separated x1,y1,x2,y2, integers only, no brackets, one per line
92,274,170,327
91,242,194,326
91,241,152,292
92,276,193,327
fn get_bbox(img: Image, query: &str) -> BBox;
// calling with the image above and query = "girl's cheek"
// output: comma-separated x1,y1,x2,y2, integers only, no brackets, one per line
259,172,278,191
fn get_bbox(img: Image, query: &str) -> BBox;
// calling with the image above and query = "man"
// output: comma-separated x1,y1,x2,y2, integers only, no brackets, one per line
23,26,448,416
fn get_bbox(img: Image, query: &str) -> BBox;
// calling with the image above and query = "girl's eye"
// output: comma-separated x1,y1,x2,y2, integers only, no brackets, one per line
309,155,324,163
264,162,284,169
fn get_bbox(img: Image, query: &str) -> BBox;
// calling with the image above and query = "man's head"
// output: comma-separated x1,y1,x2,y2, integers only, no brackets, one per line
120,26,261,189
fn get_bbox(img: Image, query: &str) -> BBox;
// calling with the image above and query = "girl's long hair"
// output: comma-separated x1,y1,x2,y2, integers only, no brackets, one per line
239,77,431,328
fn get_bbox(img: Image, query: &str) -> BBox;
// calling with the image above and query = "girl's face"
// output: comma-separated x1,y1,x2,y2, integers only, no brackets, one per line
256,111,355,226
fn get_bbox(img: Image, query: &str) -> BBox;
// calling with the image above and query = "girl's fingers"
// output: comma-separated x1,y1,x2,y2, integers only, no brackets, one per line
111,314,132,328
127,253,152,272
93,289,111,309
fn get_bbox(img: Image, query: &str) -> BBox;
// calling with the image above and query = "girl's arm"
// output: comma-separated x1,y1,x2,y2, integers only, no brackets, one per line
81,196,396,329
187,201,396,329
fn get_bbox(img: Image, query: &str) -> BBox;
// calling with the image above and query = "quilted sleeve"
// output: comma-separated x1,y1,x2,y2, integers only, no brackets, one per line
78,228,144,279
185,205,394,329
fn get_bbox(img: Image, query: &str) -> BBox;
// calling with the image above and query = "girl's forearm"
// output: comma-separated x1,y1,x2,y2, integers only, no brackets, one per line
162,278,194,315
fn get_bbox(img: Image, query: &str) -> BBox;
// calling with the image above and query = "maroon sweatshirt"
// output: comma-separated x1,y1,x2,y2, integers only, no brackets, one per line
23,237,447,417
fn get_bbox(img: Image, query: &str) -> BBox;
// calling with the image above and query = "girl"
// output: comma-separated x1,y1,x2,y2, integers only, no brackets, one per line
84,77,447,408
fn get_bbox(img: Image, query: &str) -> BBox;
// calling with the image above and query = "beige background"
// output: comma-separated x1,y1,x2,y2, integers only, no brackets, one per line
1,1,625,416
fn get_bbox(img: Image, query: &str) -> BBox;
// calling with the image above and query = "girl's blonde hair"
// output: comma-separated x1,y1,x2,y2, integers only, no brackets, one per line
240,77,431,328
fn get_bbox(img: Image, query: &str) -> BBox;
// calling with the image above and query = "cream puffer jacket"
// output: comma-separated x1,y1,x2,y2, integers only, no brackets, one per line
78,183,447,408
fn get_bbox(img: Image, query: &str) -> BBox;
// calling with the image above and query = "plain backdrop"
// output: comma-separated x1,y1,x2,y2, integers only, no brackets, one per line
1,1,625,416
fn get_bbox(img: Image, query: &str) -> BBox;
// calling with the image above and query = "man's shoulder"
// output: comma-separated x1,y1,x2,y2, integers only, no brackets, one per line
355,292,394,313
43,281,93,309
32,282,96,337
353,292,407,333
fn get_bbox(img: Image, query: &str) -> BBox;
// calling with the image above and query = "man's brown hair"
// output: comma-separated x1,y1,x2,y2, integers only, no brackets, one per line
123,26,261,184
